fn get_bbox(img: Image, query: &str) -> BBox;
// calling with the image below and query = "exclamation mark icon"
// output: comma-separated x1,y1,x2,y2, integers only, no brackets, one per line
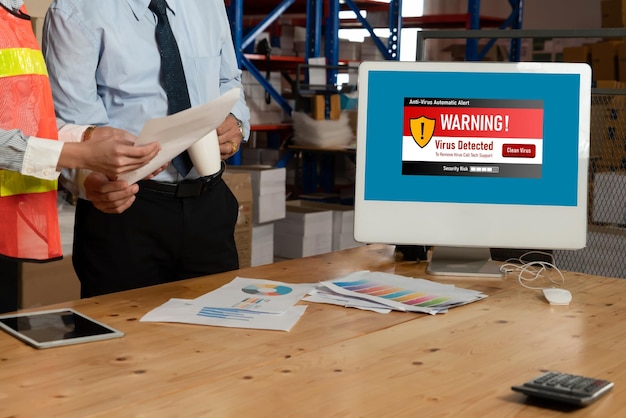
505,115,509,132
421,122,425,139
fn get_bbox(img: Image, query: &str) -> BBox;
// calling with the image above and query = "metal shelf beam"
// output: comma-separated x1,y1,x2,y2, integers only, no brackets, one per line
417,28,626,61
465,0,524,62
228,0,404,118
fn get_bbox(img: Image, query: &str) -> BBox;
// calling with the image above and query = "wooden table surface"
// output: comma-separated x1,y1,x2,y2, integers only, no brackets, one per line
1,244,625,417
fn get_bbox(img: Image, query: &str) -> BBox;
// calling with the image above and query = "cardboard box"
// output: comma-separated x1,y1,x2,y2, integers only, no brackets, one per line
591,41,621,81
601,0,626,28
274,232,333,259
23,0,52,16
242,71,288,125
562,45,590,64
20,257,80,309
241,147,288,167
251,223,274,266
311,94,341,121
227,166,286,224
441,42,508,62
273,204,333,258
20,199,79,309
287,200,362,251
617,43,626,82
223,171,253,268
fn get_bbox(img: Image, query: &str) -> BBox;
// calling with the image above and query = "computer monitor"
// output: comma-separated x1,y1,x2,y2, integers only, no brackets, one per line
354,61,591,278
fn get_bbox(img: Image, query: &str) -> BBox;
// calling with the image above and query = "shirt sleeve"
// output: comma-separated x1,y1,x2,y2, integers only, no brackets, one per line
24,124,93,182
0,128,62,180
44,5,106,195
23,137,63,180
0,128,28,172
216,2,251,142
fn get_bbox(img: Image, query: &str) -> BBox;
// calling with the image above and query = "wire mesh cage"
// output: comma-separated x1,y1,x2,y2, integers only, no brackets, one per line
555,90,626,278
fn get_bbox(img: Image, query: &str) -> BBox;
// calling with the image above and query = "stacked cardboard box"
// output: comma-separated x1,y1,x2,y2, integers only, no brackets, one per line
227,166,286,265
601,0,626,28
227,166,286,224
562,45,591,64
274,204,333,259
242,71,290,125
251,223,275,266
590,82,626,171
223,171,254,268
287,200,362,251
590,41,621,81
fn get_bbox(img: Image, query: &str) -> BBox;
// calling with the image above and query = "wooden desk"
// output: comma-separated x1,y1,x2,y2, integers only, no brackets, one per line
1,244,625,417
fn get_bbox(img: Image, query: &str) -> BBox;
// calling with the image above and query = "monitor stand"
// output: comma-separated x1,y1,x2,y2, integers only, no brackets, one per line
426,246,504,278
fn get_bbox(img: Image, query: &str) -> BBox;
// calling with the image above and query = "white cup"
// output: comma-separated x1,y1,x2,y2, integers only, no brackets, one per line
188,129,221,176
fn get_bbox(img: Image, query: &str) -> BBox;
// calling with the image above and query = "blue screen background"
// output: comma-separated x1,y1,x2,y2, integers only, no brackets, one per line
364,71,581,206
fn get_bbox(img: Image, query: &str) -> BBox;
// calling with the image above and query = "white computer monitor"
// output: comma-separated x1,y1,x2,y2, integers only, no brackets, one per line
354,61,591,277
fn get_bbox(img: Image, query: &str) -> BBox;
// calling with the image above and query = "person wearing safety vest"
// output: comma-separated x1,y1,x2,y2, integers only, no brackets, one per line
0,0,161,311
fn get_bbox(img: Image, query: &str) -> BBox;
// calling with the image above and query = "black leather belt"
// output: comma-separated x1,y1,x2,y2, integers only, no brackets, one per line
138,162,225,198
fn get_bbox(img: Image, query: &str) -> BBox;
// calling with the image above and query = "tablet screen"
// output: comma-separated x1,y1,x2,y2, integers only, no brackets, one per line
0,308,124,349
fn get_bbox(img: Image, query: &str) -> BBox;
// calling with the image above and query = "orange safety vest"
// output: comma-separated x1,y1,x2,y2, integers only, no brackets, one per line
0,4,62,262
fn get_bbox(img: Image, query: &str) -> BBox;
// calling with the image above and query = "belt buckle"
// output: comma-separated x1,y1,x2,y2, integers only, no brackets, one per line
174,181,202,198
174,163,224,198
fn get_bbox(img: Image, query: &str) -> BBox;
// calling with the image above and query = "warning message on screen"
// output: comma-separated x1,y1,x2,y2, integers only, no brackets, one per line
401,98,544,178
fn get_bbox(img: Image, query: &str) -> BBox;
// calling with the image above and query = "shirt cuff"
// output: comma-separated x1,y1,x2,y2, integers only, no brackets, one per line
22,137,63,180
58,123,91,143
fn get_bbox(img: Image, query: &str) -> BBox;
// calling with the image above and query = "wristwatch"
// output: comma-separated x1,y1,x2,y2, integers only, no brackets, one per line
230,113,244,140
82,125,97,142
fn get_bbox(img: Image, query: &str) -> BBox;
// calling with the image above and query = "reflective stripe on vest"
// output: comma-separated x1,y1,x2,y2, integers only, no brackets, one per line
0,47,57,197
0,171,57,197
0,47,48,78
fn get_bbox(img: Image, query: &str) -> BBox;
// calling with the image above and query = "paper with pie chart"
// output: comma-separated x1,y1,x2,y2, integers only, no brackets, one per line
139,277,315,331
193,277,315,314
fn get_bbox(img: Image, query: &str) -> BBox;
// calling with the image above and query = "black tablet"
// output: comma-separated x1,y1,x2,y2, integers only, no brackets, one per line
0,308,124,349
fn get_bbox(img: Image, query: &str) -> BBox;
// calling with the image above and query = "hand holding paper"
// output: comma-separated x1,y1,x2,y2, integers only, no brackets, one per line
118,88,240,184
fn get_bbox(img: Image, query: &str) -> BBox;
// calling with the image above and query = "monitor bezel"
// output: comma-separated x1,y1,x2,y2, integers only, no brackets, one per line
354,61,591,253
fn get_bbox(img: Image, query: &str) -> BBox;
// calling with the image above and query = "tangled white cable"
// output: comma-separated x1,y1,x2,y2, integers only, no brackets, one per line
499,251,566,290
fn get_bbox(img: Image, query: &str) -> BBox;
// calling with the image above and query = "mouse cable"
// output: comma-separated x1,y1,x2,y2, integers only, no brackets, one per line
499,251,565,290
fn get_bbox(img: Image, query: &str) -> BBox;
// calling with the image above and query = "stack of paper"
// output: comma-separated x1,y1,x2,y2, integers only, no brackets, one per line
304,270,487,315
140,277,316,331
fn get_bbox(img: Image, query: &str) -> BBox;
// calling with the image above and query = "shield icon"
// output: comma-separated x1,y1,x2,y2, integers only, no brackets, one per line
410,116,436,148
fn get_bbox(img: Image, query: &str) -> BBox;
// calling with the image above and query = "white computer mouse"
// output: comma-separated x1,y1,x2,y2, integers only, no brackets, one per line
542,288,572,305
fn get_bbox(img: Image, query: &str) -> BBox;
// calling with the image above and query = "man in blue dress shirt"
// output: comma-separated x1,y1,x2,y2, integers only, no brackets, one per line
43,0,251,297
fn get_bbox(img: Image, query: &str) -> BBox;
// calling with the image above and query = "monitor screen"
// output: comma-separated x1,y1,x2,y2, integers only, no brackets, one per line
354,61,591,277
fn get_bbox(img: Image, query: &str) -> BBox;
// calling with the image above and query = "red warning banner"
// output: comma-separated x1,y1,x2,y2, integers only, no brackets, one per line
403,106,544,139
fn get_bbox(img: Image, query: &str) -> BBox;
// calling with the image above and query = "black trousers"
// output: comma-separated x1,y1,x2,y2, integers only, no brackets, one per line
72,179,239,297
0,257,19,313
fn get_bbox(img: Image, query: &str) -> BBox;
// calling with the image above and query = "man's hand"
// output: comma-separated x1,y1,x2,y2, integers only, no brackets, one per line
84,171,139,214
59,127,160,178
216,114,243,160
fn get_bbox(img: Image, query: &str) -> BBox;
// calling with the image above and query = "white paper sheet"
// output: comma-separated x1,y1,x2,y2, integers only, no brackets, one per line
118,88,240,184
139,277,315,332
140,298,307,332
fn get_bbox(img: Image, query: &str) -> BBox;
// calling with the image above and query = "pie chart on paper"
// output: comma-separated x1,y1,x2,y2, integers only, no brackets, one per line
242,284,293,296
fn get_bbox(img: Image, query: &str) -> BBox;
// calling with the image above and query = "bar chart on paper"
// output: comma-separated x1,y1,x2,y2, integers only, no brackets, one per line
197,307,266,321
140,276,317,331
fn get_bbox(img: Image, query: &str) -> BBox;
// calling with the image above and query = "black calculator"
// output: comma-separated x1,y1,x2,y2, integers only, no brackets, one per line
511,371,614,406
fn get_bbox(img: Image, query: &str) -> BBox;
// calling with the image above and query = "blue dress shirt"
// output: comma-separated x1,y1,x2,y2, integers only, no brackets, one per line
43,0,249,187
